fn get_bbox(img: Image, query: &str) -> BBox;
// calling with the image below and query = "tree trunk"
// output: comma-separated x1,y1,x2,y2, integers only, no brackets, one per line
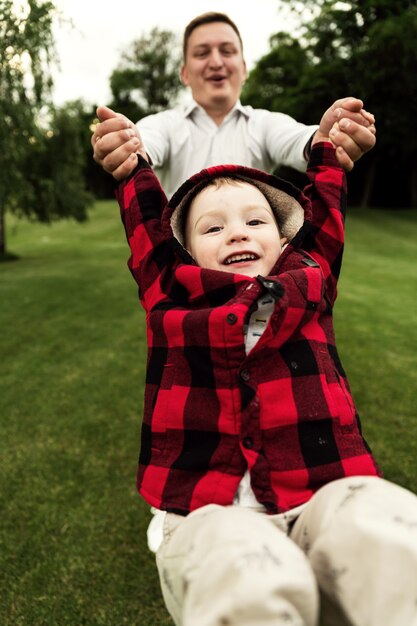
359,160,376,208
0,203,5,257
410,158,417,208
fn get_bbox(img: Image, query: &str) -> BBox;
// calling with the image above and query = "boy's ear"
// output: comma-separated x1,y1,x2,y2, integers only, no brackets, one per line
281,237,288,251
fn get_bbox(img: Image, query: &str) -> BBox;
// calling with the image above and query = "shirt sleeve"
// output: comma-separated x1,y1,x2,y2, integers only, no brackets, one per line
115,156,176,310
250,110,318,172
302,142,347,305
136,111,171,168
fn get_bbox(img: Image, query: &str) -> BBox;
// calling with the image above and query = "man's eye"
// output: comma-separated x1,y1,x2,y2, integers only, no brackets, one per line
221,47,236,56
194,50,209,58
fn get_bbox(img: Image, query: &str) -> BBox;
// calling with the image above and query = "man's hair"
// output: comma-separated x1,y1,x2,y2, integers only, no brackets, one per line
182,12,243,59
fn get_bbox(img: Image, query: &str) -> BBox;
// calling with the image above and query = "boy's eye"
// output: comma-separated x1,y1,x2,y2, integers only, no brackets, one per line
247,219,264,226
206,225,223,233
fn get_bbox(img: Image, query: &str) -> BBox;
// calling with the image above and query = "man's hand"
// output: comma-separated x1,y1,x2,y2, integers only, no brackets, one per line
314,97,376,171
91,106,148,180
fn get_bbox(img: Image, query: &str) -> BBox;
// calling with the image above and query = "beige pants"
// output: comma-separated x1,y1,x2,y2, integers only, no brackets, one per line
155,476,417,626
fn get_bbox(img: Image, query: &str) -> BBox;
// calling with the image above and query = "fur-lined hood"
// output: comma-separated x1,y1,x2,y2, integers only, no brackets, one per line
161,164,311,252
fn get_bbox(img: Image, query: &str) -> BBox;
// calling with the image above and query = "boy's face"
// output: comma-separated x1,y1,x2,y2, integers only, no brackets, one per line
185,181,286,277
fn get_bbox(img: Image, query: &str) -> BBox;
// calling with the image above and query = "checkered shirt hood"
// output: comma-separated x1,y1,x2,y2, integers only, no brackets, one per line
161,164,308,249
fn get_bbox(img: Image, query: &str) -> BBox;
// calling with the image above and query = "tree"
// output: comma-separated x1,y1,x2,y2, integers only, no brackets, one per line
350,10,417,206
243,0,417,206
242,32,309,119
0,1,94,258
22,100,94,223
81,28,184,201
0,0,55,255
109,27,183,121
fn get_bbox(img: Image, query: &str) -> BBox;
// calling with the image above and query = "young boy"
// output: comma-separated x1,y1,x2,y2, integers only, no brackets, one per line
115,126,417,626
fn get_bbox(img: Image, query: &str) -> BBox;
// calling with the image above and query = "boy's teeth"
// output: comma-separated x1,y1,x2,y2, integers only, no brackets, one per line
225,253,256,265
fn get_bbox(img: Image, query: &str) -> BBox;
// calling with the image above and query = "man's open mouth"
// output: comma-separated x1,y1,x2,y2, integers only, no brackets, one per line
224,253,258,265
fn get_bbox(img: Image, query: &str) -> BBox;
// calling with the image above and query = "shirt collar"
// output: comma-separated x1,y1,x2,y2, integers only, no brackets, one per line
183,99,200,118
182,98,249,122
233,100,250,118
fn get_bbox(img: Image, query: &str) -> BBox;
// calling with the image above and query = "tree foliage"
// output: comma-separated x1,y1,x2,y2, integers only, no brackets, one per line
21,101,94,223
0,0,94,257
0,0,54,254
243,0,417,207
81,26,186,201
242,33,309,119
109,27,183,122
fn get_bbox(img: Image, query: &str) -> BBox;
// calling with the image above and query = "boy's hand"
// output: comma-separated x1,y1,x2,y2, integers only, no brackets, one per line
91,106,148,181
314,97,376,171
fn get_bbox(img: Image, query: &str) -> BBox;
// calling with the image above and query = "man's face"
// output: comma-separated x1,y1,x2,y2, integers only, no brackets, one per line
185,181,286,278
181,22,247,119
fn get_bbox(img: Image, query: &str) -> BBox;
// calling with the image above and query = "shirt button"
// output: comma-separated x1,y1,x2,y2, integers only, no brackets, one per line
240,369,250,382
242,436,254,449
257,276,284,299
226,313,237,325
290,361,298,370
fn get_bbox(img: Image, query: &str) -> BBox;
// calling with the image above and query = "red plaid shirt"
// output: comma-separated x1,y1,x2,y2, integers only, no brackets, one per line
116,143,380,516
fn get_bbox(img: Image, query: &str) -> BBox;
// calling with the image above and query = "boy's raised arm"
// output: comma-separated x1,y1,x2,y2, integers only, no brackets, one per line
301,135,347,306
115,155,175,308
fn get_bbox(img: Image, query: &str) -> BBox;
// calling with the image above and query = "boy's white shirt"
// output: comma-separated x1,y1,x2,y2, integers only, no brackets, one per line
147,296,276,553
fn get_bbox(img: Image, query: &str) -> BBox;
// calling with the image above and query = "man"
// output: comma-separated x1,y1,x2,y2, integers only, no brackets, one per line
92,12,375,195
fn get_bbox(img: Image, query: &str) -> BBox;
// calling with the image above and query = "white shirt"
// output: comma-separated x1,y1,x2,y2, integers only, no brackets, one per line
137,99,318,198
147,296,277,553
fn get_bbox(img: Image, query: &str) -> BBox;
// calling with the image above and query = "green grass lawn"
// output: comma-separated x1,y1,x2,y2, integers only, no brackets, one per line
1,201,416,625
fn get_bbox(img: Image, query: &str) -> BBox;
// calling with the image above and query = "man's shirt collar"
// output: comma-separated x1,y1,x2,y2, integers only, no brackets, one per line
182,98,249,123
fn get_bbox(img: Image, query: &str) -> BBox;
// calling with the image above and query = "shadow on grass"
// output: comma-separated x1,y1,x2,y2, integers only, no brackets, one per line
0,251,21,262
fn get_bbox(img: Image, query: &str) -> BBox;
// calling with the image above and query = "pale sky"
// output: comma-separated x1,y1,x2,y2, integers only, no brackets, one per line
51,0,297,107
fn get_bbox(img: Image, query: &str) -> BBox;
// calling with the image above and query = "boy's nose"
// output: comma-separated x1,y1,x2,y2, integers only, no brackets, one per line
228,229,249,243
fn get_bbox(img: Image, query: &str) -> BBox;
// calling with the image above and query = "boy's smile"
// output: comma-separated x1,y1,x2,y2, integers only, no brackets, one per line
185,180,287,278
224,252,259,266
